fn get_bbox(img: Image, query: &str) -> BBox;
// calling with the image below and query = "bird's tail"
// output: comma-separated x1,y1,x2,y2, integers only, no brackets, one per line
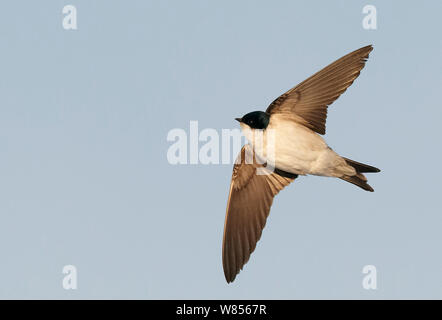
340,158,380,192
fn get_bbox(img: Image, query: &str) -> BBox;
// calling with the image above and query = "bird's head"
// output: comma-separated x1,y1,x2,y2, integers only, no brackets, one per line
235,111,270,130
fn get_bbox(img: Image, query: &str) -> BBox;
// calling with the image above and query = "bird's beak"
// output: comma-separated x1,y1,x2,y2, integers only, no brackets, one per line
235,118,242,123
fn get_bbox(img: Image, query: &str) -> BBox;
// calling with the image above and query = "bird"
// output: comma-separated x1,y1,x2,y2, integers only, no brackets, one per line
222,45,380,283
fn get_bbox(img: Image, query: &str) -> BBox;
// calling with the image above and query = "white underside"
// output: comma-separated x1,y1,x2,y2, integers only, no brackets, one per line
240,114,356,177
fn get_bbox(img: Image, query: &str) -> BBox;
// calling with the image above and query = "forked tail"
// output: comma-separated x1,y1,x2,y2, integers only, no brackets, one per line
340,158,380,192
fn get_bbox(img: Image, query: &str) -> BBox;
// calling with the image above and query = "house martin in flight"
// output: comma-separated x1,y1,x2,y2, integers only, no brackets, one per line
222,45,380,283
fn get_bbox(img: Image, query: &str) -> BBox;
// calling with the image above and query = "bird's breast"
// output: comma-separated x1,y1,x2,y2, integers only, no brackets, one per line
241,117,329,175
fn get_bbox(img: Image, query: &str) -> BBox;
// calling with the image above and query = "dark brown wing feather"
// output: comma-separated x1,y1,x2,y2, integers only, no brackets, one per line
266,45,373,134
222,145,297,283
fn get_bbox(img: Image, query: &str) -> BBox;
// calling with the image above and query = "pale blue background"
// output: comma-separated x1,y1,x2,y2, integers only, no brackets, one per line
0,0,441,299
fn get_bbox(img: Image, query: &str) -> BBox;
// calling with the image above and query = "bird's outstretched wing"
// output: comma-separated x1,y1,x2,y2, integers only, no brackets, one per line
266,45,373,134
222,144,297,283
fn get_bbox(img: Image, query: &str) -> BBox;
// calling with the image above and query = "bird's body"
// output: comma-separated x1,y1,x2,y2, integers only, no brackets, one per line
222,45,381,283
240,113,354,177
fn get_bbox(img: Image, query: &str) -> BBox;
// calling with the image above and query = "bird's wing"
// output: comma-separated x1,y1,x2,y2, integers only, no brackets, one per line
266,45,373,134
222,144,297,283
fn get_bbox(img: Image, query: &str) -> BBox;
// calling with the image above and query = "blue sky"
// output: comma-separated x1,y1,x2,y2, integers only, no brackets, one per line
0,1,441,298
